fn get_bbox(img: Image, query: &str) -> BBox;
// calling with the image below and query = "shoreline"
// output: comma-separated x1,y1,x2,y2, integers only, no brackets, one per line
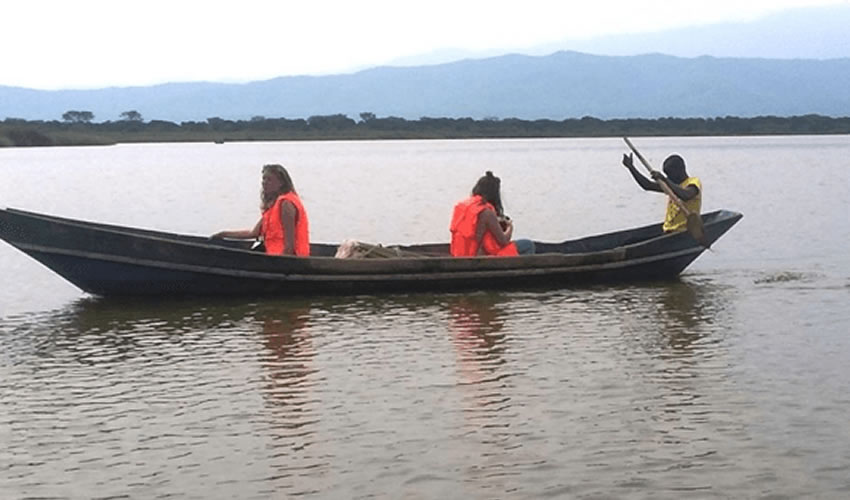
2,114,849,147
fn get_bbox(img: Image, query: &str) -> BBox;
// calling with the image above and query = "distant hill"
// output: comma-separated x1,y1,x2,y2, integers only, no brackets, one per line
392,4,850,65
539,3,850,61
2,51,850,122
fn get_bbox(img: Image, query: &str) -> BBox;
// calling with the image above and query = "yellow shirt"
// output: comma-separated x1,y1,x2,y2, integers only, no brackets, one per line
663,177,702,232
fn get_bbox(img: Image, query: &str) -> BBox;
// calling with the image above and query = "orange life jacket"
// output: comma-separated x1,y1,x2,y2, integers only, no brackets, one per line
261,192,310,256
449,195,519,257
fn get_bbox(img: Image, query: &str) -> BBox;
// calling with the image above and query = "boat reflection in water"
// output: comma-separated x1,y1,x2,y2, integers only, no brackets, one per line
0,296,328,496
621,278,734,358
601,278,739,484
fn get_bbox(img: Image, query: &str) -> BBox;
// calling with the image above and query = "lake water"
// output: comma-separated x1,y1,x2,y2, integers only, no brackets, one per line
1,137,849,498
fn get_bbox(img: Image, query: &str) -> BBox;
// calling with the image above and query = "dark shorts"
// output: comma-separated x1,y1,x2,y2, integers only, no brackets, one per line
514,238,535,255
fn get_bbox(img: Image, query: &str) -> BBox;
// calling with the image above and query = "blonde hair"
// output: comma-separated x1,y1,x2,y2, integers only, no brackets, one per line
261,164,296,210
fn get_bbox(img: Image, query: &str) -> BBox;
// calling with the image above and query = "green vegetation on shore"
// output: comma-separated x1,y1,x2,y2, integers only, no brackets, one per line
2,113,849,147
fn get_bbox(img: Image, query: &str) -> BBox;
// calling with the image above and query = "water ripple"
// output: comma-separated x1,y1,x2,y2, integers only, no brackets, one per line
2,276,849,498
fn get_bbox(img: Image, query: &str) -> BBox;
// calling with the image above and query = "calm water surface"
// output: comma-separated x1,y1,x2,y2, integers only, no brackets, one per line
1,137,849,498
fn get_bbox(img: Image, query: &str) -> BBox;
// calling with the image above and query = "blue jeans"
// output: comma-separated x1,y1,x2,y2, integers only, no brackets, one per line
514,238,535,255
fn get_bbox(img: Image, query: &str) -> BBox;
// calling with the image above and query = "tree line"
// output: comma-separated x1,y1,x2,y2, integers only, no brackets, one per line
2,110,850,147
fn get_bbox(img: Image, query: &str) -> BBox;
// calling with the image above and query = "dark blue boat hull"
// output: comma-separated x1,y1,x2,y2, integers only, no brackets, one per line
0,208,742,296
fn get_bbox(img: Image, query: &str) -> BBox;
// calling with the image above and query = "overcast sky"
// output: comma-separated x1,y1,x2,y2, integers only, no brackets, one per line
2,0,847,89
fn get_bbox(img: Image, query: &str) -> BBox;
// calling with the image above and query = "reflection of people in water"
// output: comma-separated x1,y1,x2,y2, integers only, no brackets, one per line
257,305,315,406
447,293,509,392
446,293,520,493
656,280,721,353
254,302,319,469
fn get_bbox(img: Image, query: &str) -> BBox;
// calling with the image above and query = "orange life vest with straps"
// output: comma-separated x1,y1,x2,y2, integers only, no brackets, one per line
449,195,518,257
261,192,310,256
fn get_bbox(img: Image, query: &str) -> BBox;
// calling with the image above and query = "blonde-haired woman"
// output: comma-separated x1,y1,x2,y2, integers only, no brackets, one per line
213,164,310,256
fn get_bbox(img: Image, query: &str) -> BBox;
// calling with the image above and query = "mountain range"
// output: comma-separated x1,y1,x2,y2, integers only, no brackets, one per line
2,50,849,123
2,3,850,123
393,3,850,65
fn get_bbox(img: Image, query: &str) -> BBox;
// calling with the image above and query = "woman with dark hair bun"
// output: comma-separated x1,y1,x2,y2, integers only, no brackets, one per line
449,171,534,257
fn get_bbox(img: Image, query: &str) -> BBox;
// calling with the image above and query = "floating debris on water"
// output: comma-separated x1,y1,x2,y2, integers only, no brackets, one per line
754,271,815,284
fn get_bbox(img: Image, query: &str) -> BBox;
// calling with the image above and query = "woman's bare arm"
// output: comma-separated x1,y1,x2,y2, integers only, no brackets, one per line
212,219,262,239
477,209,512,246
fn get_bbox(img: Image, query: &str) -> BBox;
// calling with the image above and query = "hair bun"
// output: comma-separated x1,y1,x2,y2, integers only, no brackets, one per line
485,171,494,177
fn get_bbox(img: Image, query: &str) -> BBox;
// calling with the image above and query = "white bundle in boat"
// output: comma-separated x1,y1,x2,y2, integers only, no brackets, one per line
334,239,422,258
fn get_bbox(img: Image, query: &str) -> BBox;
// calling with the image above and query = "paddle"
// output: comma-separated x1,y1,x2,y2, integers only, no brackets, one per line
623,137,708,247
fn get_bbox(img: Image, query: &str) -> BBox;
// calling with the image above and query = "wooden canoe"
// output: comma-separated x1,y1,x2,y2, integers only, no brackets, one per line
0,207,742,296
